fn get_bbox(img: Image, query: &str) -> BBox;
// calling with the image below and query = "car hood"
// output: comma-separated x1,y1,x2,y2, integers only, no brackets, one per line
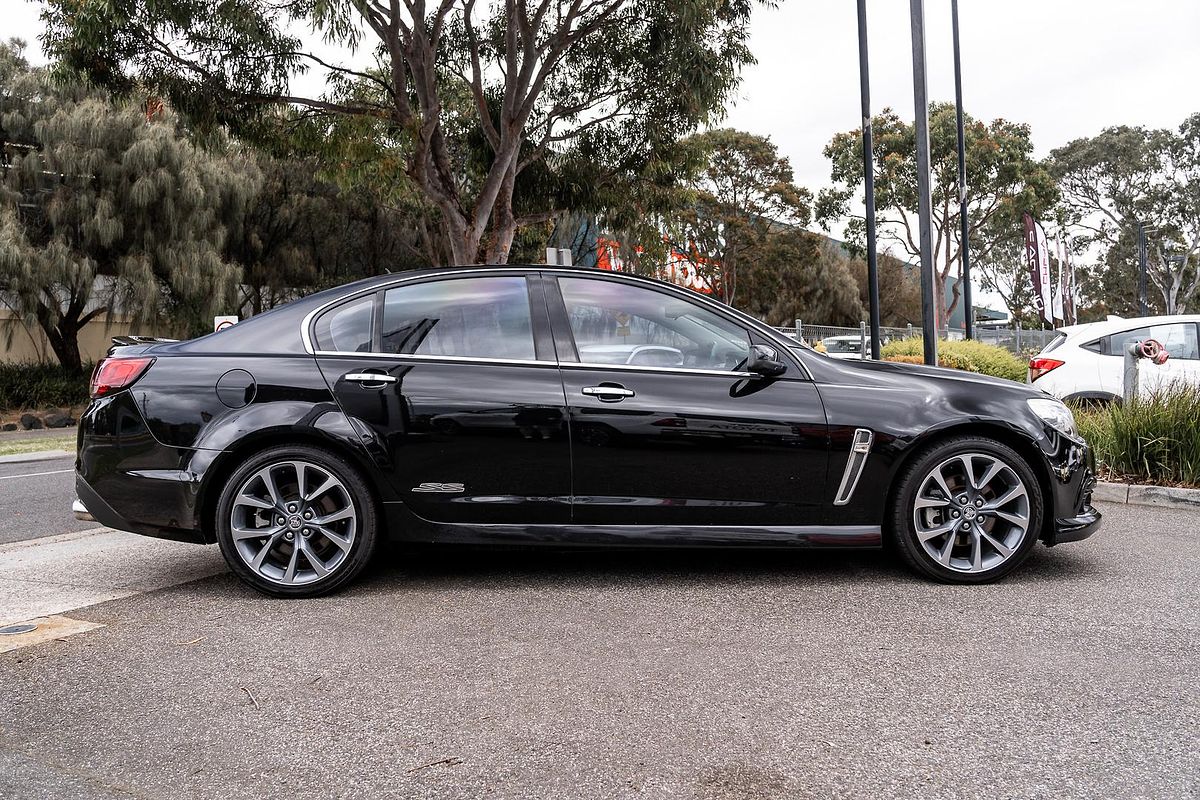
830,357,1042,396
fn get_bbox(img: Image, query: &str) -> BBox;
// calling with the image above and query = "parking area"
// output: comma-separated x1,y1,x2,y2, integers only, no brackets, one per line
0,499,1196,799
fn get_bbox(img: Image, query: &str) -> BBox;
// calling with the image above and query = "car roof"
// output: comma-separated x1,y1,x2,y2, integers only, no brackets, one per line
1060,314,1200,341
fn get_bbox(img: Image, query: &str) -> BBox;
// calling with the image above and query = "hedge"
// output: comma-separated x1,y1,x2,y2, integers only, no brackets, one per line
1074,387,1200,487
0,363,92,412
881,338,1027,382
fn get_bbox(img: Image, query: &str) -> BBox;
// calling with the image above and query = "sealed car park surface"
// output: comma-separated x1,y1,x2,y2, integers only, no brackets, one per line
1,502,1196,800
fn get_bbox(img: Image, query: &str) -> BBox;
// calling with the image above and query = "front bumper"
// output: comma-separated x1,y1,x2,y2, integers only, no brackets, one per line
1047,504,1102,546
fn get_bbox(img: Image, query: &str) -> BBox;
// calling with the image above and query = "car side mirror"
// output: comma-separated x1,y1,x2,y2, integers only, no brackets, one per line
746,344,787,377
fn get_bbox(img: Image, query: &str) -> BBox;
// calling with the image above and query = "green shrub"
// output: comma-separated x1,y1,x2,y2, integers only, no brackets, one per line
1072,387,1200,487
0,362,92,411
881,338,1026,382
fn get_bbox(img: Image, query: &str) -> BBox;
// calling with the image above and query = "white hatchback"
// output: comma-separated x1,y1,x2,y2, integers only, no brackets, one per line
1028,315,1200,401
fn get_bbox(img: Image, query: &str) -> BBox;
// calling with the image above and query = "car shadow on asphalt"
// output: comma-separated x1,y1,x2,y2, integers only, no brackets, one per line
349,541,1105,591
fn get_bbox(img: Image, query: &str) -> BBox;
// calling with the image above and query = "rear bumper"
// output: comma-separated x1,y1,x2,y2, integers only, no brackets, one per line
1047,504,1102,546
75,392,210,545
74,473,206,544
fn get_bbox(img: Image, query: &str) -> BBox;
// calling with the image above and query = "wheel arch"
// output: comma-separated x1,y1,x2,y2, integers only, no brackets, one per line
195,426,384,543
884,420,1054,544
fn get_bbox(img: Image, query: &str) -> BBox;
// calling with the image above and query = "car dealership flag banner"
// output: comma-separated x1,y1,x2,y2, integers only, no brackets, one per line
1023,213,1053,324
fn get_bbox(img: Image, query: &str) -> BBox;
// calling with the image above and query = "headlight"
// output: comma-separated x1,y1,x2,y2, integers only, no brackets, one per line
1027,397,1077,437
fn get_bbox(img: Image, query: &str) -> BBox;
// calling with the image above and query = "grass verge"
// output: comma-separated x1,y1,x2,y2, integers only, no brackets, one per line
0,433,77,458
1073,386,1200,488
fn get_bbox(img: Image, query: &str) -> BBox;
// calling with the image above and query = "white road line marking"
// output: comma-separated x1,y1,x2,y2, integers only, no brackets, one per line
0,468,74,480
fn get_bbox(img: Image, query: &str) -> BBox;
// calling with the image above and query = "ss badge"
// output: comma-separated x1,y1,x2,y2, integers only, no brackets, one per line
412,482,466,493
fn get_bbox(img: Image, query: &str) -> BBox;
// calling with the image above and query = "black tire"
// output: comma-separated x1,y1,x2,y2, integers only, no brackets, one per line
890,435,1044,584
215,444,379,597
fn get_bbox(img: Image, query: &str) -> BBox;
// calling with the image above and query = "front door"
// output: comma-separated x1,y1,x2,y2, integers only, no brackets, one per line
311,273,570,524
546,274,829,526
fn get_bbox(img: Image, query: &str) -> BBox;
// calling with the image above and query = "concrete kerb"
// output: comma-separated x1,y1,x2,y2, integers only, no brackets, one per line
1095,481,1200,510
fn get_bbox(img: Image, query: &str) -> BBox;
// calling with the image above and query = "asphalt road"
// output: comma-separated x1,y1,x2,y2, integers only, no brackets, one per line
0,501,1196,799
0,453,98,545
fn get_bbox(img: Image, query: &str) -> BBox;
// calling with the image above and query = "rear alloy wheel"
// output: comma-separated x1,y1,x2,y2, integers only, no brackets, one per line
892,437,1043,583
215,445,378,597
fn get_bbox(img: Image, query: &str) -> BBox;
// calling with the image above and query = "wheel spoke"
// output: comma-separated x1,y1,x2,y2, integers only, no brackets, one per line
233,524,281,542
930,467,954,500
304,476,338,503
981,528,1014,558
282,544,300,583
958,455,976,489
259,467,283,509
976,459,1005,490
917,519,957,542
313,506,354,526
250,532,282,570
970,524,984,571
914,496,950,510
236,493,274,511
937,532,956,566
313,524,352,553
984,484,1026,511
292,462,307,503
992,509,1028,528
299,538,330,578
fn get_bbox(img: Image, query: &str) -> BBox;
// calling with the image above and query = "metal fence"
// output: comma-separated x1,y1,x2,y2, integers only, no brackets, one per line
772,320,1058,357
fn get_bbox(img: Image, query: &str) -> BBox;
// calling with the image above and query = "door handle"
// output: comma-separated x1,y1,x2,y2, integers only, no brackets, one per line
582,385,635,401
344,372,398,385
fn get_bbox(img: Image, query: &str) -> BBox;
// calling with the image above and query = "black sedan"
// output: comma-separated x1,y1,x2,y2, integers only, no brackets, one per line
73,266,1100,596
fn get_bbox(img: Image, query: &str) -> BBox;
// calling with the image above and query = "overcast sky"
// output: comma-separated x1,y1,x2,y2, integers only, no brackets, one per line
8,0,1200,307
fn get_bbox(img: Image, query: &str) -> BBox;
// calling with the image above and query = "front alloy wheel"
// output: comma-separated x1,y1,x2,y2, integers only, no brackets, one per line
893,436,1043,583
216,445,378,596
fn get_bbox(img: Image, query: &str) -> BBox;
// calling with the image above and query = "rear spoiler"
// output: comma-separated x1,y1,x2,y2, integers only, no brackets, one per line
107,335,179,357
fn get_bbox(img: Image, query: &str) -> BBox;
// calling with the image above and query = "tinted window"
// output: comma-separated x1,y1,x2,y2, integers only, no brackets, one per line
1081,339,1102,353
1107,323,1199,360
313,295,374,353
558,277,751,371
381,277,535,360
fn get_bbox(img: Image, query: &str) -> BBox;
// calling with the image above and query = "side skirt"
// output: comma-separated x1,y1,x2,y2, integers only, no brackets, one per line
383,504,881,549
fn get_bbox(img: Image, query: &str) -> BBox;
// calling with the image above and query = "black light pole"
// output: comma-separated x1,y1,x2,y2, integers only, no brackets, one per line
857,0,881,360
910,0,938,365
951,0,973,339
1137,223,1153,316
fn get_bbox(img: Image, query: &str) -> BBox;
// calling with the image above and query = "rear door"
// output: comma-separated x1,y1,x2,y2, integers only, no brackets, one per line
310,272,570,524
545,273,829,527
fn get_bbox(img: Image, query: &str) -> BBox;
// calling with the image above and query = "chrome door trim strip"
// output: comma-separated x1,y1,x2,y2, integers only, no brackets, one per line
833,428,875,506
561,361,759,379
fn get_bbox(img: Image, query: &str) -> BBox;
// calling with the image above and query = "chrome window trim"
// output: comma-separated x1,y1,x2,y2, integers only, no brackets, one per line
299,268,814,380
310,350,757,378
312,351,553,367
833,428,875,506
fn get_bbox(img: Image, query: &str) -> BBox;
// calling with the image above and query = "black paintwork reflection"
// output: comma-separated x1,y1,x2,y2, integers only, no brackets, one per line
560,368,829,525
313,357,572,524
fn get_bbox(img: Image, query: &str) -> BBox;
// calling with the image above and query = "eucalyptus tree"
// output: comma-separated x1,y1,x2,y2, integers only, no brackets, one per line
0,40,256,369
43,0,765,265
817,104,1057,325
1053,115,1200,314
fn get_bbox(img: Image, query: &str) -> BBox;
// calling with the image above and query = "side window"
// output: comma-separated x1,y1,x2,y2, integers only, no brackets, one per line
1107,323,1199,360
381,276,535,360
313,295,374,353
557,277,751,372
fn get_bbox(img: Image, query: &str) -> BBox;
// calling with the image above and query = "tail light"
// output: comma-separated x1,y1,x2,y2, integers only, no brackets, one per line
90,357,155,397
1028,357,1064,382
